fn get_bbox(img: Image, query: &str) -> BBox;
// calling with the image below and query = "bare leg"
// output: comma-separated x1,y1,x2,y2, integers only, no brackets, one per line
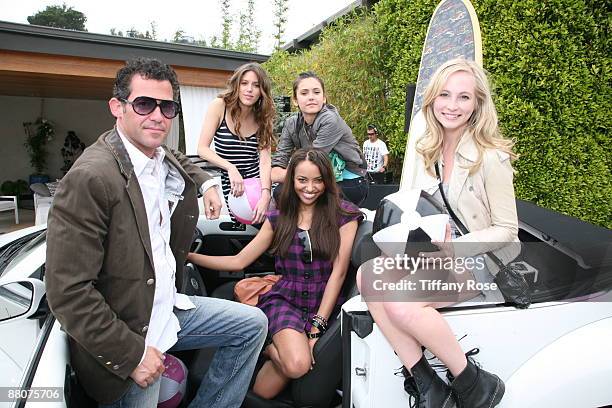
253,360,288,399
357,268,467,375
365,300,423,369
253,341,290,399
252,329,311,399
382,301,467,376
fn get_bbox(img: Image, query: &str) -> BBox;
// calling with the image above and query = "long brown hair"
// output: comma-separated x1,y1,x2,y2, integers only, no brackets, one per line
270,148,361,261
220,62,275,150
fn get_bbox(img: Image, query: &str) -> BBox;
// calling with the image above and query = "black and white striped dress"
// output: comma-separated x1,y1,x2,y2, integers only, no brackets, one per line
213,110,260,222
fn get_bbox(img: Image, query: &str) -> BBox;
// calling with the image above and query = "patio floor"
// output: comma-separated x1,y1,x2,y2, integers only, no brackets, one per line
0,208,35,234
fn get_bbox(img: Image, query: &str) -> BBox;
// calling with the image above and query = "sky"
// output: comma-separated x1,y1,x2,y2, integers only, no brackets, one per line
0,0,355,54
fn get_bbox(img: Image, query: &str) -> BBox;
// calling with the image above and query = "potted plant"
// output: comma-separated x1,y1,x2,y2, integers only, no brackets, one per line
23,118,55,185
0,179,29,197
61,131,85,176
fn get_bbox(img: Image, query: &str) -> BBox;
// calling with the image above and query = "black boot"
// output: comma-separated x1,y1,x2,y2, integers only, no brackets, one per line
449,359,505,408
400,366,420,406
404,355,455,408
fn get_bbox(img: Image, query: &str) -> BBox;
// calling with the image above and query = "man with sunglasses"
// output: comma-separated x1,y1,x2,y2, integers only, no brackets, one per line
46,58,267,408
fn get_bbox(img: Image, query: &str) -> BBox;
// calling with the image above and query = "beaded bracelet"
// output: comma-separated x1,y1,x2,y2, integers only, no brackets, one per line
313,314,328,326
312,316,328,331
310,317,327,333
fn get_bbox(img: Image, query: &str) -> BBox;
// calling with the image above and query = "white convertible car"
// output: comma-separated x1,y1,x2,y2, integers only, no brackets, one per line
1,189,611,408
0,225,68,408
342,193,612,408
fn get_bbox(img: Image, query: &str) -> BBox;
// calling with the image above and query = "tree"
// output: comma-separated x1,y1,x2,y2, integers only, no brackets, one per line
193,38,208,47
236,0,261,52
149,21,158,40
125,27,153,39
209,35,221,48
173,29,186,42
27,4,87,31
272,0,289,50
110,24,156,40
220,0,233,49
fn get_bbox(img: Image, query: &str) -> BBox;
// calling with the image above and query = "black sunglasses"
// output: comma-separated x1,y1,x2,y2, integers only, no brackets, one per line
297,230,312,264
121,96,181,119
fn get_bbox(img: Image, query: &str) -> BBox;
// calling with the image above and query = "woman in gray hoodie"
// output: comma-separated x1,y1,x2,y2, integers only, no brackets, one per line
271,72,368,206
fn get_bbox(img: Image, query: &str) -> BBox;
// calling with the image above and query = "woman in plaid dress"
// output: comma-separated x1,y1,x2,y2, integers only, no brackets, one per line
188,148,362,399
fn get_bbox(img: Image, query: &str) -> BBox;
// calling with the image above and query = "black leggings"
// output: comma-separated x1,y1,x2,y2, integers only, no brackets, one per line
338,176,369,207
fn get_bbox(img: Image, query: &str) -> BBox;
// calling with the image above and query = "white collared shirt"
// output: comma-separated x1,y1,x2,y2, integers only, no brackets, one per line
118,131,197,354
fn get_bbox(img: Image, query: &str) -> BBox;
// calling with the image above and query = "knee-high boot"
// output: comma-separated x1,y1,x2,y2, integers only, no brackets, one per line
448,359,505,408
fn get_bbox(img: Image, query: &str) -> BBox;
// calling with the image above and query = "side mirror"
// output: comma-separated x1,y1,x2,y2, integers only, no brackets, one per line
0,278,46,324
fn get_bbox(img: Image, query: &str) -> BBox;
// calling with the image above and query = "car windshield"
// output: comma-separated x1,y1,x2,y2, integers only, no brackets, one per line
0,231,46,279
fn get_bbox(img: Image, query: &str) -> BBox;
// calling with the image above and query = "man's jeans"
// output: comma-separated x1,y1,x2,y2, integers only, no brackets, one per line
100,296,268,408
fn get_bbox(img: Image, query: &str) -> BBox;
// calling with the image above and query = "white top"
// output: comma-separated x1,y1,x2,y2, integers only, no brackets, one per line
363,139,389,172
118,131,196,356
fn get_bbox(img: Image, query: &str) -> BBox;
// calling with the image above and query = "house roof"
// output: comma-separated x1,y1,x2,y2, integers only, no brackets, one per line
281,0,379,52
0,20,269,99
0,21,268,70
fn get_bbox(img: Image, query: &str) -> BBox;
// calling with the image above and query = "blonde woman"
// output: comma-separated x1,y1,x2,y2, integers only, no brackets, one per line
197,62,275,224
359,58,517,407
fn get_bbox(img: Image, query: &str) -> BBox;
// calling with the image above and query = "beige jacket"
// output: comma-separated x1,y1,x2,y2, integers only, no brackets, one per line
412,135,520,272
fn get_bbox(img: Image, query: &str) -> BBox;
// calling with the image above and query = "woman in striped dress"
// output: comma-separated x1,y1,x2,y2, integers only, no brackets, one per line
197,62,275,223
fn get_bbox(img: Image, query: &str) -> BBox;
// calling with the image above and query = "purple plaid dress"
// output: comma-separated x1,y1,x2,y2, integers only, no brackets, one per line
257,200,363,336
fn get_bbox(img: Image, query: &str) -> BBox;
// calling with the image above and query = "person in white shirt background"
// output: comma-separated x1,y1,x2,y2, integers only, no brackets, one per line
362,124,389,184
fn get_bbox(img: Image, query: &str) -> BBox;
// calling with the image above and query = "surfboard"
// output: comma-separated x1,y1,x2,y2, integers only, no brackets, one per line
400,0,483,189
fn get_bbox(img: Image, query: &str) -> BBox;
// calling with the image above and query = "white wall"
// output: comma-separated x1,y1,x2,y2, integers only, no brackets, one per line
179,85,224,155
0,96,113,183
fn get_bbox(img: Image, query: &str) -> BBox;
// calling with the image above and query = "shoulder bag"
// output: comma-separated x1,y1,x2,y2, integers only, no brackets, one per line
435,163,531,308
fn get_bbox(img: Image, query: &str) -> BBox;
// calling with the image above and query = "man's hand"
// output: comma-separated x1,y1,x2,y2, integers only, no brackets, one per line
203,186,222,220
130,346,165,388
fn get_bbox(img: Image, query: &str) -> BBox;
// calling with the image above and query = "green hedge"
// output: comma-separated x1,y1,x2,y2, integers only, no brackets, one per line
265,11,389,146
265,0,611,228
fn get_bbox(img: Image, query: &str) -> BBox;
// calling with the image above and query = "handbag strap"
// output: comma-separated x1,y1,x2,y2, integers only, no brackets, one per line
434,162,505,269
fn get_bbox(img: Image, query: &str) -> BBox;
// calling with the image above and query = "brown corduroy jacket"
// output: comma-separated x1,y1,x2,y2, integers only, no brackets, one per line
45,128,211,404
